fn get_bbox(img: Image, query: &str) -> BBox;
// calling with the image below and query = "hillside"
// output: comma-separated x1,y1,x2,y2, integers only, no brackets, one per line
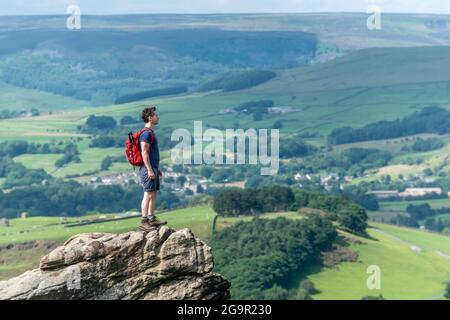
1,13,450,109
244,46,450,135
0,13,448,49
1,45,450,185
1,206,449,299
304,223,450,300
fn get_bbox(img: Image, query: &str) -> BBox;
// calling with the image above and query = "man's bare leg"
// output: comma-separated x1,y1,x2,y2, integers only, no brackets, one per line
148,191,157,217
141,192,151,219
147,191,166,225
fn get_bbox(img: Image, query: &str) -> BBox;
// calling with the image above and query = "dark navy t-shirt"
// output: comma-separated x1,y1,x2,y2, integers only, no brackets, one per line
139,129,160,169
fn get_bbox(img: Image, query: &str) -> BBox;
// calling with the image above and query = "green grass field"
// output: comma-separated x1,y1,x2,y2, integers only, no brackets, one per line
379,198,450,212
0,206,215,246
0,81,89,112
304,225,450,300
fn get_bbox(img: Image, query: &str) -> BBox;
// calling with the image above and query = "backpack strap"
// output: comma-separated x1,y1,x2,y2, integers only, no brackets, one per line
141,127,154,145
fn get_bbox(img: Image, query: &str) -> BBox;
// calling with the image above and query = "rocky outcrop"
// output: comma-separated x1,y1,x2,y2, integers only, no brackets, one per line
0,227,230,300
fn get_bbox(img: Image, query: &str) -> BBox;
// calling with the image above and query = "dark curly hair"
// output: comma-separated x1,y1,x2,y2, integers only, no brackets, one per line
141,106,157,123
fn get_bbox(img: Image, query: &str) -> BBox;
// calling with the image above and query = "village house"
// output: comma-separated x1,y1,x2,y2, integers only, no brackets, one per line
367,187,446,199
398,187,443,197
366,190,399,199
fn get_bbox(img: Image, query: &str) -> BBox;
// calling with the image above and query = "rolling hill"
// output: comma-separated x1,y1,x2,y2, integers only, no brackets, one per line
1,13,450,109
2,45,450,182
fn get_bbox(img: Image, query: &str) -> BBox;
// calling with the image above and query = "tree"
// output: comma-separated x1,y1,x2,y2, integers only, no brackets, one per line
263,285,290,300
445,282,450,299
200,166,215,179
120,116,139,125
272,120,283,129
337,204,368,234
407,203,435,220
209,216,336,299
86,115,117,130
176,176,187,186
196,184,205,194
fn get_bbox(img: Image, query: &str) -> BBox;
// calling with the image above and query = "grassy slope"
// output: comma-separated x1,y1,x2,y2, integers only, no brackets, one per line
215,212,450,300
379,198,450,212
0,13,447,50
2,13,447,113
5,46,450,139
0,81,89,112
0,206,215,246
247,46,450,136
306,225,450,300
1,206,449,299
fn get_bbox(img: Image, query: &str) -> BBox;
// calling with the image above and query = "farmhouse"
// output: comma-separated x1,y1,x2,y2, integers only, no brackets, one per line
366,190,399,199
398,188,443,197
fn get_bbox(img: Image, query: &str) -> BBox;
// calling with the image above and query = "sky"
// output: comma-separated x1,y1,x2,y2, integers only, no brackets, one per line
0,0,449,16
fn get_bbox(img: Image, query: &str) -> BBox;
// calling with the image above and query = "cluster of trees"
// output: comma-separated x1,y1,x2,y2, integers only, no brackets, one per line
389,203,450,233
0,156,53,189
328,106,450,145
213,186,368,234
198,70,276,92
85,115,117,131
54,143,80,168
299,148,391,176
89,136,123,149
119,116,141,125
115,86,188,104
410,137,444,152
293,189,368,234
0,108,40,120
210,215,336,299
406,203,435,220
341,185,379,210
101,155,127,171
423,217,450,233
234,99,274,120
0,180,181,218
390,215,421,228
0,140,66,157
235,99,273,113
213,186,295,215
280,137,317,158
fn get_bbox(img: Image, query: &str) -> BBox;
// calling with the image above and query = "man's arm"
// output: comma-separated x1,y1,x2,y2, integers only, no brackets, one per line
140,141,155,179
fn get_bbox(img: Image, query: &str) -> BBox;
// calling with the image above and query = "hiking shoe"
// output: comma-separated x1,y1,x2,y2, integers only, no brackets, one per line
138,221,157,232
138,217,167,232
147,216,167,227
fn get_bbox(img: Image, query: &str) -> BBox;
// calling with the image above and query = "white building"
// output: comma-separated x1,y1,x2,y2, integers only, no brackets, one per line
399,188,442,197
366,190,399,199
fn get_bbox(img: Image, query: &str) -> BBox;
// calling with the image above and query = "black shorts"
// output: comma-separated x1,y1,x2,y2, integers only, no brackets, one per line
138,166,160,192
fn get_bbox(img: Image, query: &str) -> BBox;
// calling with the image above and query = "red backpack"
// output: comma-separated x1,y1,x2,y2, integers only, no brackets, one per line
125,128,154,167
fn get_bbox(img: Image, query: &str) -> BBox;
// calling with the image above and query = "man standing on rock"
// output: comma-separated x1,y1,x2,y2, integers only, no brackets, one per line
138,106,167,232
